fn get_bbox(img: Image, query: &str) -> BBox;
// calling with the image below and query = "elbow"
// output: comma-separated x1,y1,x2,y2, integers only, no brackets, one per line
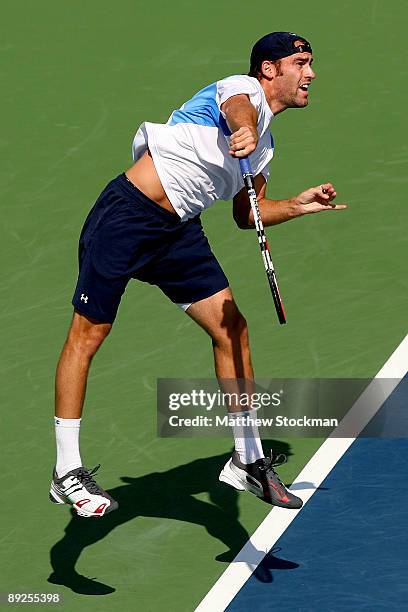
234,215,254,230
233,208,255,230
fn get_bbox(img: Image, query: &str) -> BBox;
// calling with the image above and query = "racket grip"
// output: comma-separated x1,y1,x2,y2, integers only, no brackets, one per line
239,157,253,176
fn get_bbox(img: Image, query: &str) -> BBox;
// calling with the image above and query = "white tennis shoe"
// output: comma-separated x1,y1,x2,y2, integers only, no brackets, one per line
49,464,118,518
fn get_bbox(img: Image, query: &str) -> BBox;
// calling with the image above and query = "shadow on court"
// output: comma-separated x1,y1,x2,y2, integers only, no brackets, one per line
48,442,301,595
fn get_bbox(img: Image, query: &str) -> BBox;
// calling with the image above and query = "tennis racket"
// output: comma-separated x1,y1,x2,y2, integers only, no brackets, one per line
239,157,286,324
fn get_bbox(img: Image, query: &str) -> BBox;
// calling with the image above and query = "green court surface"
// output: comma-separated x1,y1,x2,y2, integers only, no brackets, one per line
1,1,406,610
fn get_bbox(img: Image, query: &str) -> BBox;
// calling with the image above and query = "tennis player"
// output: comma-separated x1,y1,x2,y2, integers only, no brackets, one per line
50,32,346,517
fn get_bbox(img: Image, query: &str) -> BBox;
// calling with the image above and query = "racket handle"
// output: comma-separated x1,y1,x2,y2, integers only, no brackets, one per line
239,157,252,176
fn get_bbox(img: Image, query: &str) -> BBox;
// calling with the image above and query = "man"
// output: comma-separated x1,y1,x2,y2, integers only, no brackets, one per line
50,32,346,518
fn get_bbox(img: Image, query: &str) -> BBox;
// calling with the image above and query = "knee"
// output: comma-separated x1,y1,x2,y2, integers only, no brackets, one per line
213,312,249,350
66,321,111,358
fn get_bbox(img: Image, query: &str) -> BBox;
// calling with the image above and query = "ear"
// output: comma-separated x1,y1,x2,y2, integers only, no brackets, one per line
260,60,278,79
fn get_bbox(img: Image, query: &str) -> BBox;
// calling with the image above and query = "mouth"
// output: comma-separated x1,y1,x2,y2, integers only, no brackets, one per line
299,83,310,92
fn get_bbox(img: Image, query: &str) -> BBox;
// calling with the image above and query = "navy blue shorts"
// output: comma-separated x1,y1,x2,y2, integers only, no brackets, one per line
72,174,229,323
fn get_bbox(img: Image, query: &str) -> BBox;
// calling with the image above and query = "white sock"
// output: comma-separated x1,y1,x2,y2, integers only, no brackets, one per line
54,417,82,477
231,409,264,464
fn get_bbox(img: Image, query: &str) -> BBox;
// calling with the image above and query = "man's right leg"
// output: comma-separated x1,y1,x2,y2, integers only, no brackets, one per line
50,311,118,517
52,172,167,516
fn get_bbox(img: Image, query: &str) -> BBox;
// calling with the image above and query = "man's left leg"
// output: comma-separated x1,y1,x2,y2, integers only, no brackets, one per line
186,286,253,379
186,287,264,464
186,287,303,509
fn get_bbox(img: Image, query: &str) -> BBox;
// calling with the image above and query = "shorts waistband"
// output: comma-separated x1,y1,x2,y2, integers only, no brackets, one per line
116,173,181,222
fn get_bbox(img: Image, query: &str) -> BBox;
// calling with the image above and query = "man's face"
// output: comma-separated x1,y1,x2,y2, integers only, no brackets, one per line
271,52,316,111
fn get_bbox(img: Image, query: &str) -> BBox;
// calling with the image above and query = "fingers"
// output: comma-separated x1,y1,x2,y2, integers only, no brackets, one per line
330,204,347,210
309,183,337,207
302,202,347,214
319,183,336,202
320,183,337,201
320,183,335,196
229,126,258,157
318,203,347,210
297,183,336,206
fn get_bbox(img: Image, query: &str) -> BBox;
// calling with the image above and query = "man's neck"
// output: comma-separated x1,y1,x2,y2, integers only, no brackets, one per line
259,79,286,115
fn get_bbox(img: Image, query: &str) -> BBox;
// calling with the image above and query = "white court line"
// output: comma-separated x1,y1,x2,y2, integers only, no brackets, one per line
195,334,408,612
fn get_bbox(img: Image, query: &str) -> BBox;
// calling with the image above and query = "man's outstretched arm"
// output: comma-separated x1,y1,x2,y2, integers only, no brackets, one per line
233,175,347,229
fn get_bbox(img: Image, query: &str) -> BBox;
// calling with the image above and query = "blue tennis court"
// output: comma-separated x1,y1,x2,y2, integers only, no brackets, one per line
227,377,408,611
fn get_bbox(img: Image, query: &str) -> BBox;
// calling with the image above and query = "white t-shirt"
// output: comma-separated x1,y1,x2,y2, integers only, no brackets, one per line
132,75,274,221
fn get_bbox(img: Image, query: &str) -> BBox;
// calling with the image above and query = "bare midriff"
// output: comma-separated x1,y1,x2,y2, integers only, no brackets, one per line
125,150,177,215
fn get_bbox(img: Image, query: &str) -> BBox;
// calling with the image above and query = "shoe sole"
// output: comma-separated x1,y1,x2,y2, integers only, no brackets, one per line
49,488,65,504
49,484,118,518
219,459,246,491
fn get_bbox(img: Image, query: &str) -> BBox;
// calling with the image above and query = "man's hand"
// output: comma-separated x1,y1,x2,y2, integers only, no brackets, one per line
293,183,347,214
229,126,258,158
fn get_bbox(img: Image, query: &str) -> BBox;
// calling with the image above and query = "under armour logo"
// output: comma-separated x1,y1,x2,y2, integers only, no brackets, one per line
80,294,88,303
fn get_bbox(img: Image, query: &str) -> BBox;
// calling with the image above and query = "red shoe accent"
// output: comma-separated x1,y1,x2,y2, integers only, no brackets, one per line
270,482,288,502
76,498,91,508
94,503,108,514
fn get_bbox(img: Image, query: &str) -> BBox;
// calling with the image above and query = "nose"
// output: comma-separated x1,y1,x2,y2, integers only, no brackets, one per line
307,64,316,80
